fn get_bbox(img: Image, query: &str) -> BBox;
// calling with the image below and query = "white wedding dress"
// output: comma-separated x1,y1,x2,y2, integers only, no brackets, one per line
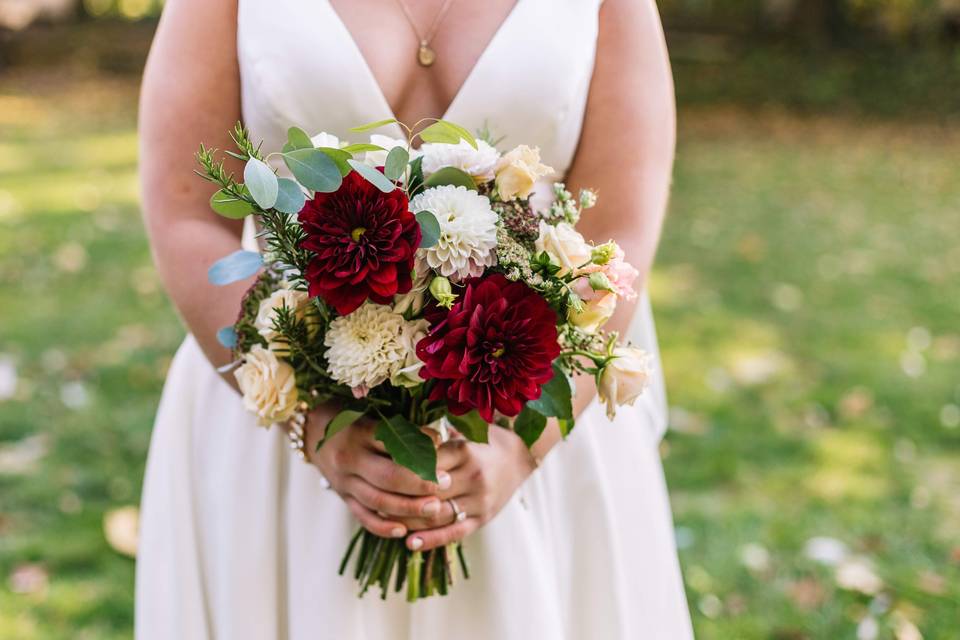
135,0,693,638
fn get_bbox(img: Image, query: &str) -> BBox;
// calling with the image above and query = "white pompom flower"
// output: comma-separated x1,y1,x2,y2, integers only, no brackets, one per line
310,132,341,148
410,185,498,281
421,139,501,182
324,304,423,394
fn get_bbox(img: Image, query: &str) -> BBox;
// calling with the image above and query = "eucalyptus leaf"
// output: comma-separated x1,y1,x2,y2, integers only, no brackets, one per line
407,155,425,194
420,120,477,149
318,409,365,448
208,250,263,286
274,178,306,214
423,167,476,191
514,405,547,448
415,211,440,248
384,146,409,181
287,126,313,151
446,410,489,444
282,148,342,193
374,415,438,482
244,158,279,209
216,325,237,349
317,147,353,176
350,118,399,133
210,189,254,219
526,364,573,420
347,159,395,193
342,143,386,154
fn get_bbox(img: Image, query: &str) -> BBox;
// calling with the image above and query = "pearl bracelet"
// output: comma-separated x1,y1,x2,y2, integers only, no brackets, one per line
285,410,310,461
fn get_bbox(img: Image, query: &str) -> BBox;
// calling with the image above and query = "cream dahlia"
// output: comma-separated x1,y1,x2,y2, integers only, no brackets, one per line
324,303,421,393
409,185,498,281
421,139,501,182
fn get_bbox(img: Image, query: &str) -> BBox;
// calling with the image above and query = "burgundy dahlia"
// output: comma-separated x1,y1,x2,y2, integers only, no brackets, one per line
298,170,420,315
417,273,560,422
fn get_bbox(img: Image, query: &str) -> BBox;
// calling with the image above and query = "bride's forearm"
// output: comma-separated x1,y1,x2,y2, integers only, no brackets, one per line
146,216,250,390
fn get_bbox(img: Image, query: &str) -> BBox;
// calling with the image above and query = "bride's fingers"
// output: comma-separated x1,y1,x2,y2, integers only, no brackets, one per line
345,476,446,519
356,452,448,496
406,516,479,552
436,438,470,471
342,496,408,539
392,492,476,531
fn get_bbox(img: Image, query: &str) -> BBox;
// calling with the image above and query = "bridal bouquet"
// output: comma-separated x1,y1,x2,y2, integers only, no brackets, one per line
196,119,652,600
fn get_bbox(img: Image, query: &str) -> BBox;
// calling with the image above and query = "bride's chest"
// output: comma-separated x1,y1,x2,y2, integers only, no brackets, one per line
237,0,602,173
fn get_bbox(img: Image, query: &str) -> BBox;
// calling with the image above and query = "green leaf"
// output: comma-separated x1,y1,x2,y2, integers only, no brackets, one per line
282,148,342,193
407,155,425,194
374,415,438,482
423,167,476,191
350,118,399,133
514,405,547,448
274,178,306,214
420,120,478,149
210,189,254,219
318,409,365,449
446,410,489,443
347,159,395,193
384,146,409,181
287,126,313,151
527,364,573,420
342,143,386,154
415,211,440,248
244,158,279,209
317,147,352,176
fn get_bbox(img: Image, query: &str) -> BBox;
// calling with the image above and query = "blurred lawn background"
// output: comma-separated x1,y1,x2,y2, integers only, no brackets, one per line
0,2,958,639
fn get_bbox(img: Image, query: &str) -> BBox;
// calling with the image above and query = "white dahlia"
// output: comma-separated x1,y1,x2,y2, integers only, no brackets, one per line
421,139,501,182
365,134,419,166
310,131,341,148
324,304,420,392
409,185,498,281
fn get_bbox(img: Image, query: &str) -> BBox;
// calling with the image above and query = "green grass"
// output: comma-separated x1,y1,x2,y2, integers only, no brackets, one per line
1,65,958,638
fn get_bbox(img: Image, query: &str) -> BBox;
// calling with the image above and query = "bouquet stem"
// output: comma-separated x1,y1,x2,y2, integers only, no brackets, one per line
339,528,469,601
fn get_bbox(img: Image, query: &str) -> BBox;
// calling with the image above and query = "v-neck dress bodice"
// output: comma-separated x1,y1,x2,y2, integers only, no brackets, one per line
238,0,599,178
135,1,692,638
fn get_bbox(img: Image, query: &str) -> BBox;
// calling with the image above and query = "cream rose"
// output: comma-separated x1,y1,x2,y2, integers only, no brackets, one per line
390,318,429,388
494,145,554,201
568,290,617,333
234,345,299,426
535,221,593,277
598,346,652,419
255,285,313,347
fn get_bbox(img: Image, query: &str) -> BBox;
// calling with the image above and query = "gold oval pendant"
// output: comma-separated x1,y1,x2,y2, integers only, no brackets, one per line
418,43,436,67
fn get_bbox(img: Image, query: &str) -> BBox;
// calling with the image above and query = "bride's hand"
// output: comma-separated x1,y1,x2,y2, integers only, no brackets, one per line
305,405,454,540
401,426,538,553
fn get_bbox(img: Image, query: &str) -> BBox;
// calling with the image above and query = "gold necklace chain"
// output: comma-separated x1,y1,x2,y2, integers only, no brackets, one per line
392,0,458,67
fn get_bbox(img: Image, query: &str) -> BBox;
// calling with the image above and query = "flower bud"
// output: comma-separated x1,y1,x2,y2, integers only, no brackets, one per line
588,271,615,293
591,241,618,266
429,276,457,308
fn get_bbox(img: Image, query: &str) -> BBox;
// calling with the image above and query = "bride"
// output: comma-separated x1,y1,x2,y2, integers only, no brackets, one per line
136,0,692,638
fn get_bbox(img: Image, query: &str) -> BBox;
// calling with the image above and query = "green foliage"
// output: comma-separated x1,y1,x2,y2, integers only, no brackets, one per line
243,158,278,210
513,406,547,448
415,211,440,248
347,159,395,193
318,409,366,448
446,411,489,444
526,364,573,422
384,146,409,182
374,415,438,482
419,120,478,149
423,167,476,191
282,148,342,193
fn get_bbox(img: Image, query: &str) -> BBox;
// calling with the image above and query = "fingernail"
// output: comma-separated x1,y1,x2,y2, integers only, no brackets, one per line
409,536,423,551
437,471,452,490
421,500,440,516
390,527,405,538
